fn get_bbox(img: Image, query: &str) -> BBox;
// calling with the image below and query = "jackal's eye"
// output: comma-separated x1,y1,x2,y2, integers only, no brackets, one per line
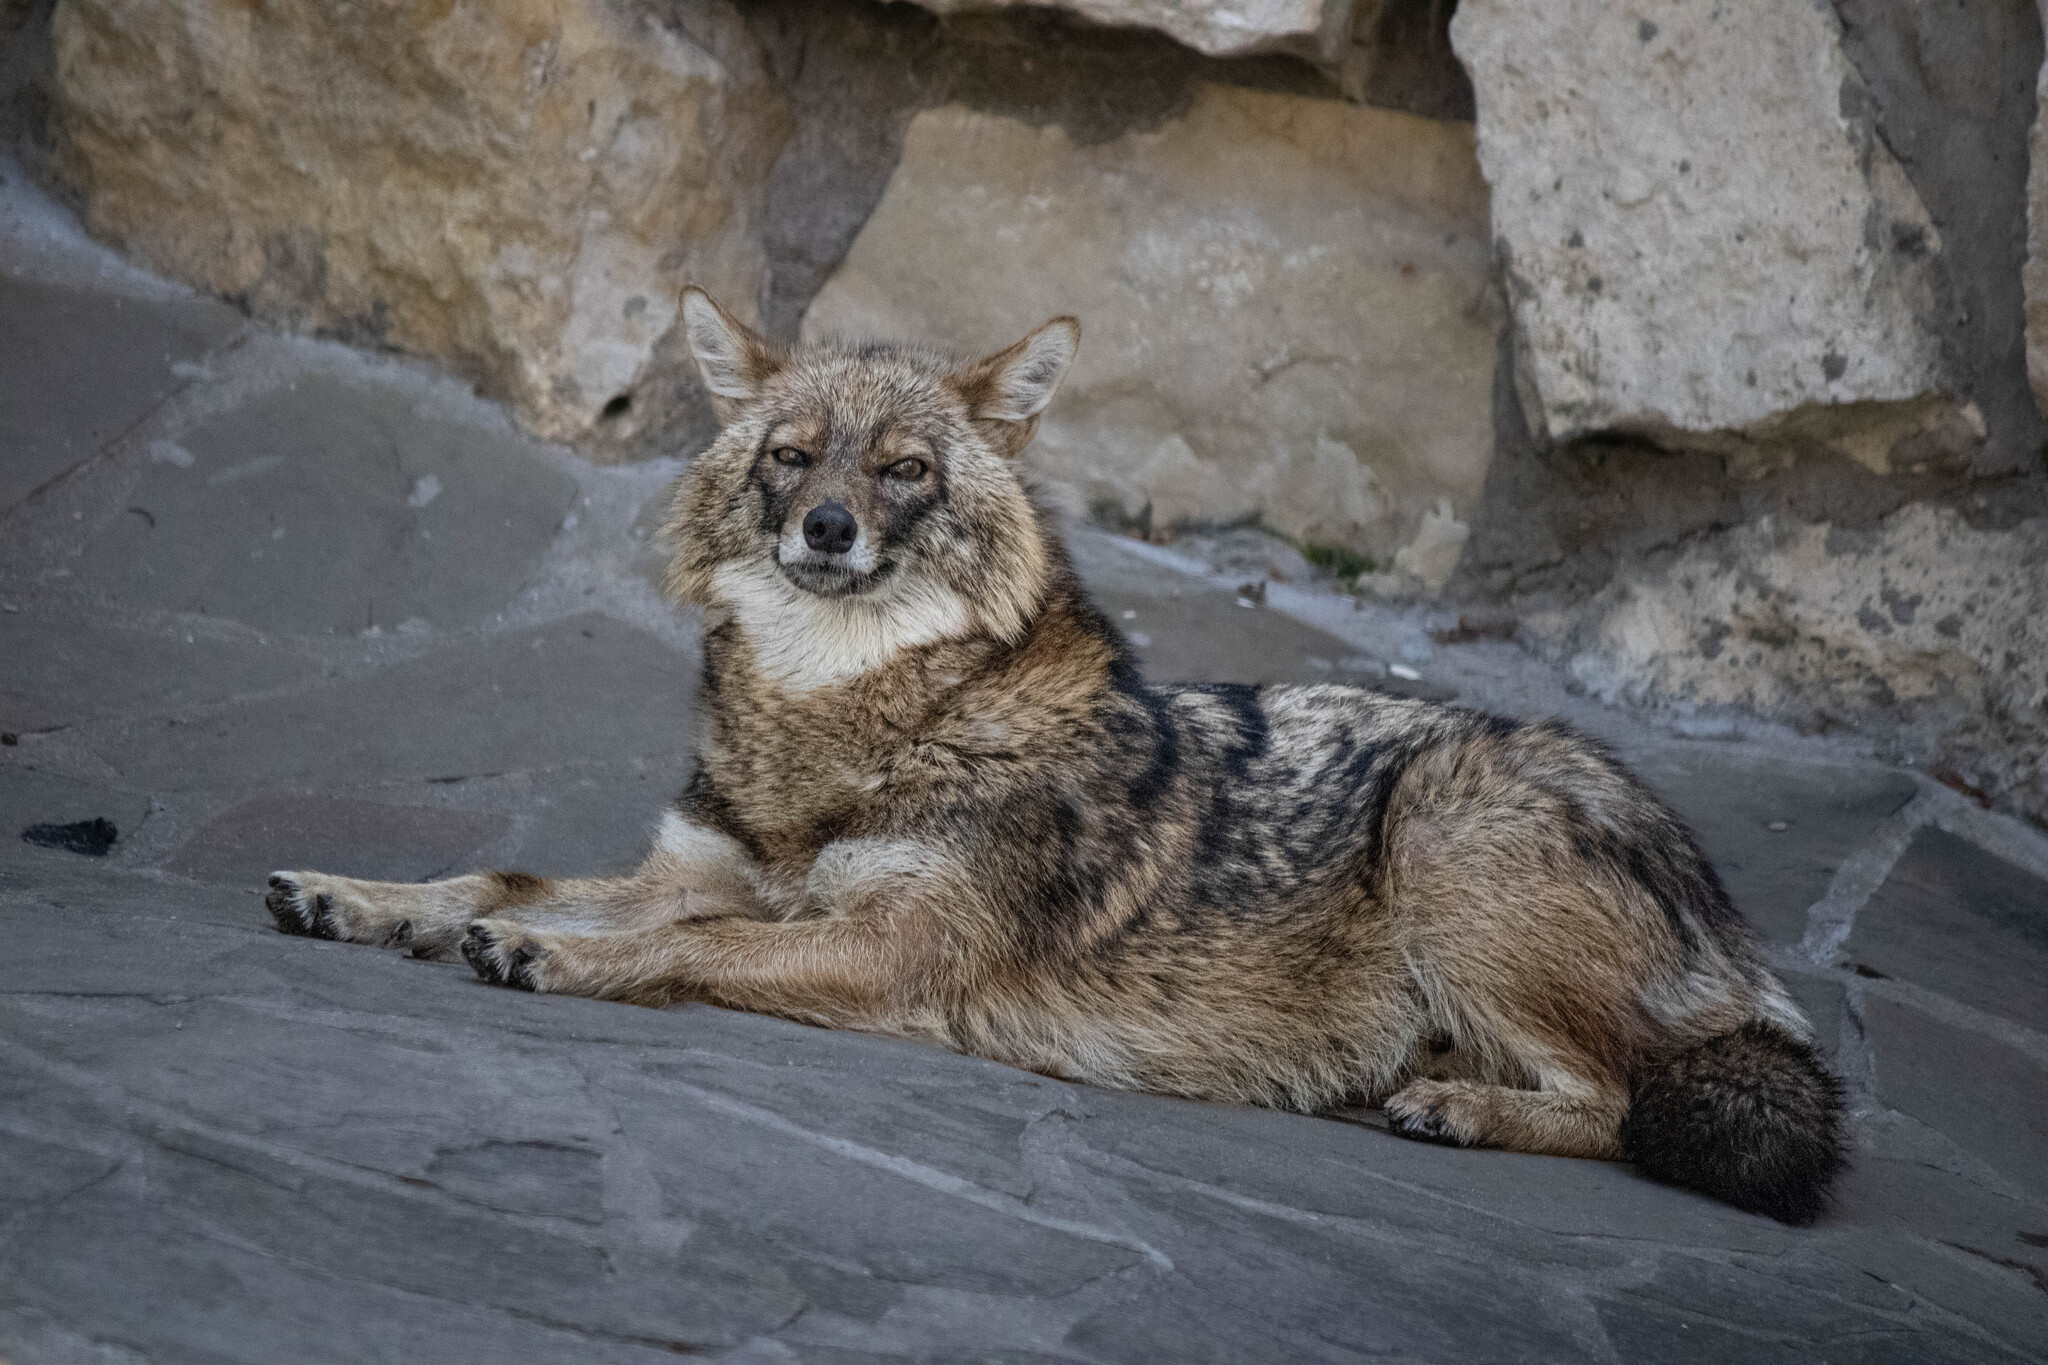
771,446,810,468
882,457,929,481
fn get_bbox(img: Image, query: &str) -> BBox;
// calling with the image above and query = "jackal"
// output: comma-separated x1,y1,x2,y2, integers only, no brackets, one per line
267,290,1844,1222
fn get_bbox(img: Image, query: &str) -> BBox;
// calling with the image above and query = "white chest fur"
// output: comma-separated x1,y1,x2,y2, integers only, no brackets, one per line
710,560,972,694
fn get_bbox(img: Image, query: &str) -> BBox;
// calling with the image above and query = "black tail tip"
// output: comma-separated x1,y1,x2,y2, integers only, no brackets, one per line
1622,1021,1847,1224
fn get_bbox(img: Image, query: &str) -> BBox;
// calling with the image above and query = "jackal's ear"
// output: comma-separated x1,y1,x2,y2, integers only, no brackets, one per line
956,316,1080,456
681,287,784,423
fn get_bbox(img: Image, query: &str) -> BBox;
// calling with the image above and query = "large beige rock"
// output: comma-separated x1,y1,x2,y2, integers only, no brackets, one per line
1550,505,2048,825
1453,0,1971,461
804,84,1498,573
887,0,1350,60
50,0,790,445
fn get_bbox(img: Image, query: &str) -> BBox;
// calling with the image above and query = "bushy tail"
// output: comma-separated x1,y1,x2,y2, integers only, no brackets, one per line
1620,1021,1846,1224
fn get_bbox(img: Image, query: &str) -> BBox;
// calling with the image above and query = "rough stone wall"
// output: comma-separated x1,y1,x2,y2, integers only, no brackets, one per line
882,0,1475,116
48,0,793,448
803,86,1497,572
1456,0,1960,459
886,0,1346,61
1833,0,2044,477
1455,0,2048,826
744,1,1490,568
17,0,2048,825
31,0,1474,474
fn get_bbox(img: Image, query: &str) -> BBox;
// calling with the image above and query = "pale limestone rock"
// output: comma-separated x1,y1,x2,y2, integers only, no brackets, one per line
804,84,1498,566
49,0,790,445
1452,0,1965,455
1391,497,1468,591
1558,506,2048,823
1353,569,1421,599
885,0,1349,59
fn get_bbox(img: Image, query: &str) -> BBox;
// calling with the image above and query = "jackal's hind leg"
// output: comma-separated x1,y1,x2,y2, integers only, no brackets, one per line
1384,1075,1628,1160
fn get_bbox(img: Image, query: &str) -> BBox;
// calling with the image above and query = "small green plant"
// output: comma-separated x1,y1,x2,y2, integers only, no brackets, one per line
1300,540,1375,581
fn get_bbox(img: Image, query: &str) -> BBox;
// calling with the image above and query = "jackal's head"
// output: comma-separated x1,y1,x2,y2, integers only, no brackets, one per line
662,289,1078,691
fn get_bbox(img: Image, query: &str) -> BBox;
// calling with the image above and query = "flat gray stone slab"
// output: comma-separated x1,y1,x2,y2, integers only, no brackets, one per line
72,375,577,634
0,273,241,513
1780,972,1845,1058
1625,752,1918,946
1862,995,2048,1205
493,755,697,876
166,795,509,886
1091,585,1453,702
3,869,2044,1364
8,181,2047,1364
1094,586,1358,687
1850,827,2048,1029
0,610,314,733
0,768,151,867
1833,1116,2048,1313
92,612,694,794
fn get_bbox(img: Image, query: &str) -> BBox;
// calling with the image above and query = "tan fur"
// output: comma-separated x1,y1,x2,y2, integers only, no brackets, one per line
268,293,1827,1198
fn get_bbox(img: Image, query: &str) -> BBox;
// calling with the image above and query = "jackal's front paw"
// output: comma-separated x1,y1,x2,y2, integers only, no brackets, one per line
1384,1080,1480,1147
461,919,552,992
266,874,340,939
266,873,416,948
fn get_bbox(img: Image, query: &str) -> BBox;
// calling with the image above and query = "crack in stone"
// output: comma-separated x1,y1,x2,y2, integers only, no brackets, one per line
497,1305,716,1357
0,1153,124,1223
170,1195,723,1356
1800,790,1935,967
1938,1241,2048,1299
1079,1136,1740,1299
1767,946,2048,1074
1931,799,2048,885
635,1073,1177,1272
1835,979,1880,1111
0,1036,642,1250
1854,973,2048,1070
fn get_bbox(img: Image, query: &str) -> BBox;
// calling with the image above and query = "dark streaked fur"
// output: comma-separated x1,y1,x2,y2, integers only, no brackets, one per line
264,291,1846,1223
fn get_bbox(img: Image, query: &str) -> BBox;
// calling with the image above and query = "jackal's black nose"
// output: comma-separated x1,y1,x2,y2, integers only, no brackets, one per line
802,501,858,555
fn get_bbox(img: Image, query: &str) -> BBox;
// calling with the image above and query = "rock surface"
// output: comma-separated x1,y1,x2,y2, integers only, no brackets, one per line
0,270,242,513
48,0,790,447
1453,0,1971,462
887,0,1348,59
1547,502,2048,826
1450,0,2048,829
65,374,580,635
805,83,1498,568
6,186,2048,1363
1831,0,2042,477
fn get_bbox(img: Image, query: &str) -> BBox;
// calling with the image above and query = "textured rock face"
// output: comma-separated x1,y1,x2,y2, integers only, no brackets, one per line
1543,503,2048,825
805,84,1498,571
1453,0,1971,461
1450,0,2048,826
887,0,1348,59
48,0,790,447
